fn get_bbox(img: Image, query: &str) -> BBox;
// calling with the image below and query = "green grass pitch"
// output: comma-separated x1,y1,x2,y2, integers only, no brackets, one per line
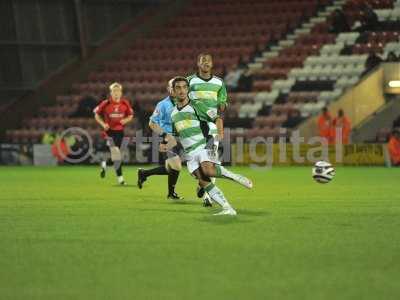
0,166,399,300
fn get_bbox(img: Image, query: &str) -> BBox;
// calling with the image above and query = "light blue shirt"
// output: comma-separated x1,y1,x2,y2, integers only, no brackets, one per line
149,96,175,134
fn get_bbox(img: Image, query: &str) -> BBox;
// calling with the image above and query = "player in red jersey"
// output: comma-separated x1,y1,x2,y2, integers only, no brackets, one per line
94,82,133,185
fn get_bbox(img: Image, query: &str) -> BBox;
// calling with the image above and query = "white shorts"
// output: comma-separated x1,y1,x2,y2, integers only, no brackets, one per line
212,138,219,150
208,122,220,149
186,148,220,174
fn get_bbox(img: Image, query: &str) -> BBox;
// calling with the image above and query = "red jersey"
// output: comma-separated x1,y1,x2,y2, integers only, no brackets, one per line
388,135,400,165
94,97,133,131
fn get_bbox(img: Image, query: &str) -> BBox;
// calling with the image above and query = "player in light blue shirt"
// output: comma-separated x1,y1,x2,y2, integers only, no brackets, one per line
137,78,183,200
149,95,175,135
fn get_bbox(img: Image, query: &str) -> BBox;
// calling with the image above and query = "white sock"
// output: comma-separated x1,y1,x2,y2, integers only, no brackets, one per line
101,161,107,169
203,192,213,202
118,176,124,183
203,178,216,201
205,183,232,209
218,165,240,181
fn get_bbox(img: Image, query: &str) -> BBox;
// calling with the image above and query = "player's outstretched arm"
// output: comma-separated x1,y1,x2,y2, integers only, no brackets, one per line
120,115,133,125
159,135,177,152
149,121,164,135
215,117,224,141
94,113,109,130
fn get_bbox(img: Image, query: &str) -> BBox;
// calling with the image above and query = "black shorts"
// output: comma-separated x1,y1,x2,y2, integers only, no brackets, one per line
106,130,124,148
159,151,167,165
158,147,181,165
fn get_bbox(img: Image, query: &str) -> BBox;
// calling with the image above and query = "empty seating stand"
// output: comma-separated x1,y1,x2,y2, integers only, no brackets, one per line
7,0,323,143
237,0,396,142
6,0,398,144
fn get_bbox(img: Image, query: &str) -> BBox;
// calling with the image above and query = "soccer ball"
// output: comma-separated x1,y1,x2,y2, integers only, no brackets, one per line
312,161,335,184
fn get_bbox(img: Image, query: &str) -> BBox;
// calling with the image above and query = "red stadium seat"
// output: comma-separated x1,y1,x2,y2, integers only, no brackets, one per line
10,0,345,142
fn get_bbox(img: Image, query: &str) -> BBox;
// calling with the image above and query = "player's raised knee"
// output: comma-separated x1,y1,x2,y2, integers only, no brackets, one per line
166,156,182,171
200,165,214,178
110,146,121,162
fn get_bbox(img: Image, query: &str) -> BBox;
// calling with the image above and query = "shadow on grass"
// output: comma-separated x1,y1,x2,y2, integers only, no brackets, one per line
112,184,137,188
128,197,200,206
134,207,202,215
198,215,252,225
166,200,199,206
237,209,270,217
198,208,269,225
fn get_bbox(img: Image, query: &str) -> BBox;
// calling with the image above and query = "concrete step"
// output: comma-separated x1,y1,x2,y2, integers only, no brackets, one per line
279,40,295,47
294,28,311,35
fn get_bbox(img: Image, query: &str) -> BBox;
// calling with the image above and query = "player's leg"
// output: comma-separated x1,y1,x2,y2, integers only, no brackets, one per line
165,155,183,199
110,131,126,185
100,160,107,178
188,152,235,215
193,166,236,216
111,146,124,184
202,139,218,206
137,151,169,189
210,138,219,185
187,151,207,201
100,137,110,178
204,163,253,189
199,150,253,189
202,190,213,207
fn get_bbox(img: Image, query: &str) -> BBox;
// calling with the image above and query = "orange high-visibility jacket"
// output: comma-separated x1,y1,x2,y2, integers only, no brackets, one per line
317,113,332,143
333,116,351,144
388,136,400,165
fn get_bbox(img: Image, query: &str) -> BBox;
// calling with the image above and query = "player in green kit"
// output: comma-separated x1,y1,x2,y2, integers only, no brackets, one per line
161,77,253,216
187,53,228,207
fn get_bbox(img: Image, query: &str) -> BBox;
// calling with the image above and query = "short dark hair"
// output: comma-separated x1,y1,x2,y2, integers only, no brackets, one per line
172,76,189,89
197,53,212,62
